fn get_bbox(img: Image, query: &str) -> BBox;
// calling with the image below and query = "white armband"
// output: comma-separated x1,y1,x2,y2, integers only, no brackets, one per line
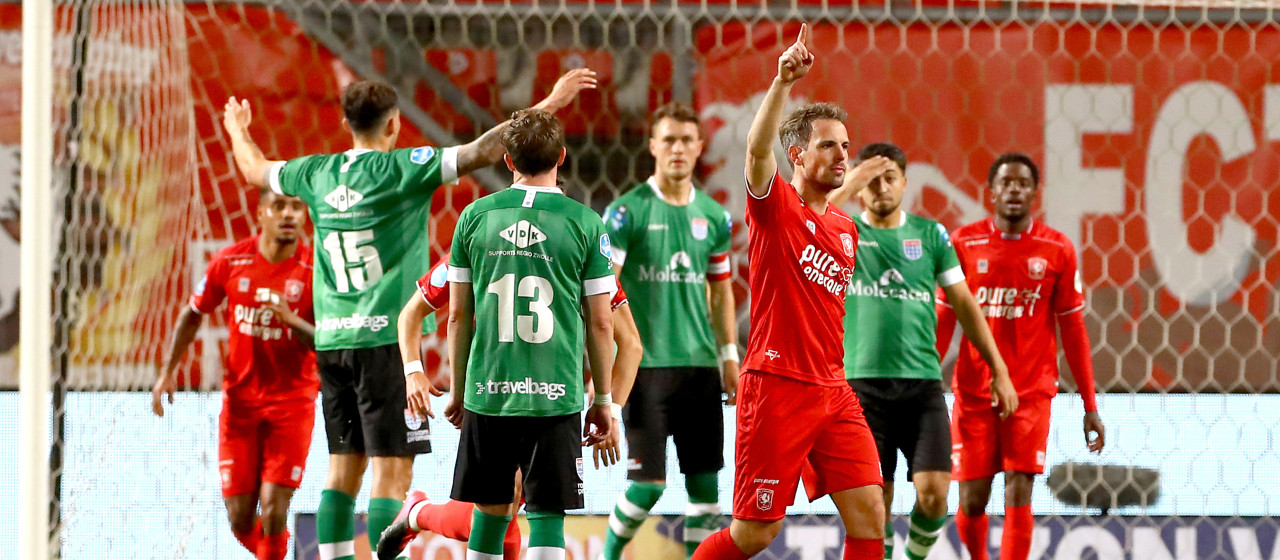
719,344,740,364
403,360,424,377
593,392,613,407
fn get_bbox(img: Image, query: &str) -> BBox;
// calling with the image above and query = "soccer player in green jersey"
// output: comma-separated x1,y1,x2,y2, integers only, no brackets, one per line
833,143,1017,560
443,108,617,560
221,70,597,560
600,103,739,560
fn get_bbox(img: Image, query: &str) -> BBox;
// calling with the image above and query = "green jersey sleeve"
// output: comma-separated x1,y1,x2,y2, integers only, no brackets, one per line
602,200,634,267
391,145,460,193
268,155,325,198
583,214,616,296
713,209,733,255
933,221,964,287
448,206,474,283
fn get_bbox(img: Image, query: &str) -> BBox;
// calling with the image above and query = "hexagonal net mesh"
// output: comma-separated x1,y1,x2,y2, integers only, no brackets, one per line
15,1,1280,558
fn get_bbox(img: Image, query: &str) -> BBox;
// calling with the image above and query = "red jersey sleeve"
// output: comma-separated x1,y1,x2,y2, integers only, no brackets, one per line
744,172,788,228
416,260,451,310
1053,240,1086,315
189,254,229,314
611,278,628,311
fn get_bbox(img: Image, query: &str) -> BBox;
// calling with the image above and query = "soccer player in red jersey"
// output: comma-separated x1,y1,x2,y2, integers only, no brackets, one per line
151,189,318,560
936,153,1106,560
374,258,643,560
691,25,899,560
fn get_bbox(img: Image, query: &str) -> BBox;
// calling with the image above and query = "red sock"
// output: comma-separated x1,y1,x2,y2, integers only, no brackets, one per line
1001,505,1033,560
233,518,262,554
416,500,477,541
843,536,884,559
502,517,522,560
956,509,990,560
257,528,289,560
691,528,751,560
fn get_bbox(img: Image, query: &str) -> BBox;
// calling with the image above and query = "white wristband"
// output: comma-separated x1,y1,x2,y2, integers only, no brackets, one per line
609,402,623,420
593,392,613,407
718,344,740,363
403,360,424,377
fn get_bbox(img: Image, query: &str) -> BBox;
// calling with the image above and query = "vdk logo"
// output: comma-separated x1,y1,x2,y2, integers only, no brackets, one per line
500,220,547,249
324,184,364,212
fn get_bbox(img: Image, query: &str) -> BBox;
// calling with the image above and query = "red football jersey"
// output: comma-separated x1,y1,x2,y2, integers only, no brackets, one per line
743,173,857,387
190,237,318,405
942,218,1085,406
417,256,629,311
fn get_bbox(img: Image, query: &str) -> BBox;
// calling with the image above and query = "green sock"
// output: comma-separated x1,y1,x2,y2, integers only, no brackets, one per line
904,507,948,560
317,489,356,560
683,472,721,559
604,481,665,560
468,509,514,557
368,497,402,550
527,510,567,555
884,519,895,560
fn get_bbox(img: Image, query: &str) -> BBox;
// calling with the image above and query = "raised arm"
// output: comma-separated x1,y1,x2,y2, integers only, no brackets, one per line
942,280,1018,418
152,306,204,417
454,68,599,178
827,156,899,210
746,24,814,196
222,97,283,188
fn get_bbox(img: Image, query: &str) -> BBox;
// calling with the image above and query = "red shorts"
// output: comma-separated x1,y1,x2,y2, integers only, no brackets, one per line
218,398,316,497
732,371,883,522
951,397,1051,481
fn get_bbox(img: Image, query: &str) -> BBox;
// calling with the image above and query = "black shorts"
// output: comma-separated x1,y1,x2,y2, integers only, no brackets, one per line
624,367,725,481
847,378,951,480
317,344,432,457
452,411,584,512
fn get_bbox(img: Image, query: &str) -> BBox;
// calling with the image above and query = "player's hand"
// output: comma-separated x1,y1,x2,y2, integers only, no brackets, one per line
831,156,897,206
222,96,253,135
534,68,599,113
444,393,465,429
406,371,442,421
777,24,814,85
990,363,1019,419
721,360,740,406
261,291,301,329
1084,411,1105,453
151,372,176,417
583,404,612,447
590,416,622,469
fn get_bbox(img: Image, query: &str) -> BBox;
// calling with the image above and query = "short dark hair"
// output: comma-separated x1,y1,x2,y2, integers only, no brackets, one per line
987,152,1040,188
857,142,907,173
779,102,848,152
342,81,398,136
649,103,701,138
502,109,565,176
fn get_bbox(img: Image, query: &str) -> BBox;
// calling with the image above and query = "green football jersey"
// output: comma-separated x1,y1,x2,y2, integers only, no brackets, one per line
604,180,733,368
449,184,616,417
269,145,457,351
844,212,964,380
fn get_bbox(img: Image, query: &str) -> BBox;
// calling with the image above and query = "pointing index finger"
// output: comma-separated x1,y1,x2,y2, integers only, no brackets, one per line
797,23,809,47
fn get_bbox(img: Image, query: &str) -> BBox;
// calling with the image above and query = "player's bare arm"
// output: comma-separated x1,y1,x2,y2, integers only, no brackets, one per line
583,292,616,450
746,24,813,196
445,281,475,428
942,280,1019,418
398,293,444,421
827,156,898,209
262,291,315,348
708,278,740,405
222,97,282,188
152,306,204,417
454,68,598,177
591,303,643,468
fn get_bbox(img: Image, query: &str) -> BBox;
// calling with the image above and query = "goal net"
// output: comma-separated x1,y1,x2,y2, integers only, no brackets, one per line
8,1,1280,559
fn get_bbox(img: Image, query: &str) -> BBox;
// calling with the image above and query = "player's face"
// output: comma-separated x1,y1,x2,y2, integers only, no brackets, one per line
858,161,906,217
990,162,1038,221
258,193,308,242
649,118,703,181
795,119,850,191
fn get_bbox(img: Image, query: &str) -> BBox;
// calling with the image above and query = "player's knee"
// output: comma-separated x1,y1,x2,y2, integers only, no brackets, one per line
730,519,783,555
225,504,256,535
1004,473,1034,506
844,496,885,538
957,490,988,516
916,489,947,517
259,502,288,535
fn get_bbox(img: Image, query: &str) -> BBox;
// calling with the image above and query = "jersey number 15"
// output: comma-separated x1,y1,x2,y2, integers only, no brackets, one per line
322,230,384,293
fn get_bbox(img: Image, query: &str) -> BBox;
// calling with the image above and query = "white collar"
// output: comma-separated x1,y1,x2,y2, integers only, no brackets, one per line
510,183,563,194
860,210,908,229
345,148,374,156
647,177,695,205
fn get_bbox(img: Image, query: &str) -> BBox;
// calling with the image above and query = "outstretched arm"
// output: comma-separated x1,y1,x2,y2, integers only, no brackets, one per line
746,24,814,197
454,68,599,178
222,97,282,188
